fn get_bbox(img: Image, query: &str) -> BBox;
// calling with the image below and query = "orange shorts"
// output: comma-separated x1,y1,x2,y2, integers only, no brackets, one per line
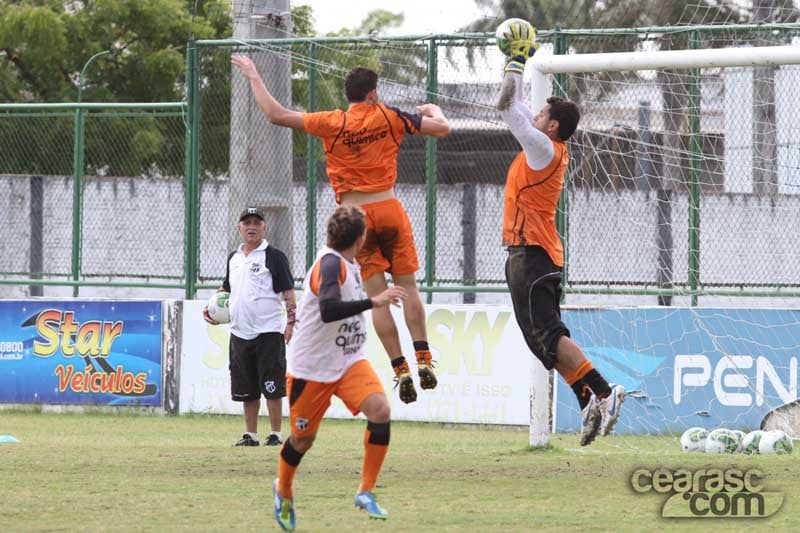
286,359,386,438
357,198,419,280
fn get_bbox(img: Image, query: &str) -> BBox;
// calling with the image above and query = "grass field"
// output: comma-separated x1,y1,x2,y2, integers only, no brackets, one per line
1,410,799,532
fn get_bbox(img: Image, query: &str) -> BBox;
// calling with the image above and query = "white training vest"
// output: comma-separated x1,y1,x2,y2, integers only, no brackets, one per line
288,247,368,382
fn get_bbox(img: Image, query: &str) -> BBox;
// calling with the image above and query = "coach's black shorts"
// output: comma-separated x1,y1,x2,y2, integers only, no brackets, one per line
229,332,286,401
505,246,570,370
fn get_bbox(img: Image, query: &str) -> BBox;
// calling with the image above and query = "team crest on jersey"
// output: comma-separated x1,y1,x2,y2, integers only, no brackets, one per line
250,263,261,273
264,380,276,394
295,418,309,431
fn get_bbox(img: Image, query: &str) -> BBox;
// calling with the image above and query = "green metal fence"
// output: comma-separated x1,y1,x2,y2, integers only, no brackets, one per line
0,102,187,295
3,24,800,303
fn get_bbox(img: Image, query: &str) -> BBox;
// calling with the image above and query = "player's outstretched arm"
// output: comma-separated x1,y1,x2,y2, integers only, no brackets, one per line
415,103,451,138
231,54,304,129
496,44,553,170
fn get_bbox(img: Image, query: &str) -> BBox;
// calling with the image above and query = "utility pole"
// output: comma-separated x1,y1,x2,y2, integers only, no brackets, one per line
229,0,294,255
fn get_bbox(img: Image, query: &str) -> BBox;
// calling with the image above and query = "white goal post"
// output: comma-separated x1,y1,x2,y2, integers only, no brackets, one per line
526,44,800,448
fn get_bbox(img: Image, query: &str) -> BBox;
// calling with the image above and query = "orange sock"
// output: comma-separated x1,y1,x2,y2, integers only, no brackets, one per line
415,350,433,365
564,360,596,409
278,438,304,499
563,359,593,386
359,421,390,493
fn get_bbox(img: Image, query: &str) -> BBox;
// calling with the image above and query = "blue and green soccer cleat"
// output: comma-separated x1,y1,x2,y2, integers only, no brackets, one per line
354,491,388,520
273,478,295,531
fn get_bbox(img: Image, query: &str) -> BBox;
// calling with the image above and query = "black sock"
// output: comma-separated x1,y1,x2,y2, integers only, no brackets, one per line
581,369,611,399
391,357,407,368
413,341,429,352
281,437,305,467
571,382,593,410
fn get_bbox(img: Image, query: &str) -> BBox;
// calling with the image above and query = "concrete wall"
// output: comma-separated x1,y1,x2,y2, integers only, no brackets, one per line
2,174,799,308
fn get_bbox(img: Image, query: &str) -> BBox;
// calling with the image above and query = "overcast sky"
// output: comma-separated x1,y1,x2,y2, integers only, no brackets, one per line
293,0,495,36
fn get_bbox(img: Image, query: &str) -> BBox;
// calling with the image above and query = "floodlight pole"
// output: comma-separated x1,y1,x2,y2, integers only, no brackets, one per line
71,50,110,296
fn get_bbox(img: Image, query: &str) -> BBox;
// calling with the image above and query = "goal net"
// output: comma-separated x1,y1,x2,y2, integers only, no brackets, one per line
528,26,800,447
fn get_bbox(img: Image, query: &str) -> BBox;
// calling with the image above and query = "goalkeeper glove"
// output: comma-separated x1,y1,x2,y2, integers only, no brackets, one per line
504,40,539,74
502,19,536,56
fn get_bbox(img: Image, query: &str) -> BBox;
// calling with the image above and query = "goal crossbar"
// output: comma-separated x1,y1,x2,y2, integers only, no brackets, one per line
529,45,800,117
534,44,800,74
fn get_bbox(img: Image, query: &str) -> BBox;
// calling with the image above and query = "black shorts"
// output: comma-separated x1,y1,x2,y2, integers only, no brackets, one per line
505,246,570,370
229,332,286,401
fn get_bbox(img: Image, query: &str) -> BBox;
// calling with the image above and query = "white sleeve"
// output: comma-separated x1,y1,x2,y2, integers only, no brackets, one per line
497,72,554,171
511,71,534,123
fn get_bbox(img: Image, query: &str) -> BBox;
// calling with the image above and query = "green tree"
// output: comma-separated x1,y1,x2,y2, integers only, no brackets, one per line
1,0,231,102
293,7,419,113
288,7,422,157
0,0,231,176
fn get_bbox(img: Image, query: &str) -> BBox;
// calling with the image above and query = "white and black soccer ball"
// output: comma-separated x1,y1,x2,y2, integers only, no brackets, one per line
759,430,794,455
207,291,231,324
680,427,708,452
741,430,765,455
705,428,741,454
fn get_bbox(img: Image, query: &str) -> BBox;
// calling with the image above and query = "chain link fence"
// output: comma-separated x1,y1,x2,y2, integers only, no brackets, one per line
550,25,800,306
193,36,543,299
195,28,800,304
0,104,186,297
3,25,800,303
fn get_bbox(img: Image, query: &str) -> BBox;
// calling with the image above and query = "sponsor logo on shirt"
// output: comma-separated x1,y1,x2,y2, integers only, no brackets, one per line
336,319,366,356
342,126,388,152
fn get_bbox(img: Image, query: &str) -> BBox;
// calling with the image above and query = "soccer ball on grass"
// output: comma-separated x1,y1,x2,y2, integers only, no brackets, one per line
679,427,708,452
759,430,793,455
741,430,765,454
705,428,742,454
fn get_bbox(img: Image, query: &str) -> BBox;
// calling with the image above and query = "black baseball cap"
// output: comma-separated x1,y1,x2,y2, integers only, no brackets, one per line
239,207,265,222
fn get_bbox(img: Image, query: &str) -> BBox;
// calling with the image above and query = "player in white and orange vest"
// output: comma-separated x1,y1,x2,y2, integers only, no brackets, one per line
496,19,625,447
271,205,406,531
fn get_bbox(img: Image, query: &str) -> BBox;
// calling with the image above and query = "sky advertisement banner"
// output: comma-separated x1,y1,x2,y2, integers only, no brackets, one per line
0,300,162,406
180,301,533,424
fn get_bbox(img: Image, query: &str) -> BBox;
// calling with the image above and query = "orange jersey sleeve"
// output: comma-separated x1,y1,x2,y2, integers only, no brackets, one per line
303,110,345,138
308,254,347,296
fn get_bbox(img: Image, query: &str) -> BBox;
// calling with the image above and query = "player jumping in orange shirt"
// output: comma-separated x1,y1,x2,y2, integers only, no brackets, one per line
232,54,451,404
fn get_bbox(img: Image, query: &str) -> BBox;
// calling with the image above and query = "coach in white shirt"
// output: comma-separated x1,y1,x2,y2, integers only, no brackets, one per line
204,207,296,447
